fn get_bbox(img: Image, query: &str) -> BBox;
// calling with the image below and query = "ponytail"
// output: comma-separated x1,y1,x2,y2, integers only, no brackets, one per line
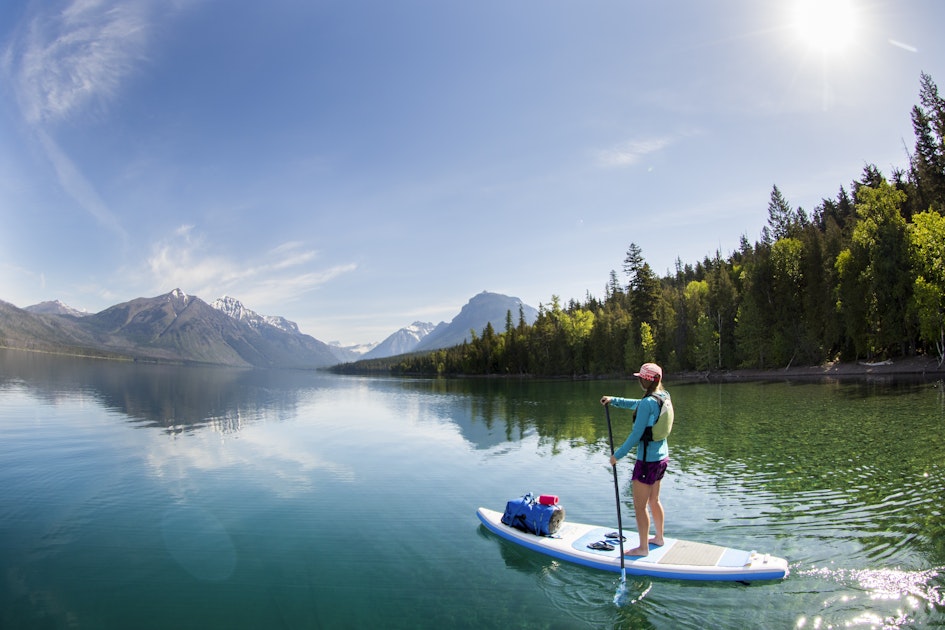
642,376,663,397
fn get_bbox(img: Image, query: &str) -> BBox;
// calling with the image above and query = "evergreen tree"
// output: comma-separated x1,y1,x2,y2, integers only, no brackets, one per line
767,185,797,240
588,301,631,374
606,270,623,302
735,242,776,368
910,73,945,213
797,222,835,361
623,243,661,344
623,243,645,288
682,279,712,368
631,263,661,332
706,253,738,369
770,236,805,365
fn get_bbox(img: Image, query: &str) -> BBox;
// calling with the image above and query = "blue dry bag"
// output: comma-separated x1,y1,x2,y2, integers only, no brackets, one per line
500,492,565,536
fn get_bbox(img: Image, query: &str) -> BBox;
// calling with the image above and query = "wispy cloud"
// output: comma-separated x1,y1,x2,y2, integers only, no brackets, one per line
146,226,358,307
1,0,160,239
596,136,675,167
4,0,152,126
888,39,918,54
36,129,128,238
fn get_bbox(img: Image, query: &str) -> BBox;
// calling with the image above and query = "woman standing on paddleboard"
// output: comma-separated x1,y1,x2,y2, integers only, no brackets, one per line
601,362,670,557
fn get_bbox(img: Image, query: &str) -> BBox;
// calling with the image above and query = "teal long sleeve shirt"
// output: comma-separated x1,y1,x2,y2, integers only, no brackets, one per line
609,391,670,462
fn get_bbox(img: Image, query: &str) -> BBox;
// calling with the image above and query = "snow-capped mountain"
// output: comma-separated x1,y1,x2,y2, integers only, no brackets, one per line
211,296,300,334
25,299,90,318
363,321,437,359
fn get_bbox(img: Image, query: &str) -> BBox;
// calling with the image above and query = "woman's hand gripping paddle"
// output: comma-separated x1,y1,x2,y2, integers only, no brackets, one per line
605,403,629,605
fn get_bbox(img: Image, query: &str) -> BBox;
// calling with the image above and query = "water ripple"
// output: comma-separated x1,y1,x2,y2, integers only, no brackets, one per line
795,565,944,627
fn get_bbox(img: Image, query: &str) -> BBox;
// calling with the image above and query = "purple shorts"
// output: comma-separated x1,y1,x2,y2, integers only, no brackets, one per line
632,457,669,485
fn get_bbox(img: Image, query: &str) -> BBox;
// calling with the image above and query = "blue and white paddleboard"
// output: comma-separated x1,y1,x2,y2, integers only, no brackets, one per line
477,507,788,582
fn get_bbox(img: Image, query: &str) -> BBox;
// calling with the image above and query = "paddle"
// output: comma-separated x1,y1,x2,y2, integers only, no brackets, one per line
604,403,629,605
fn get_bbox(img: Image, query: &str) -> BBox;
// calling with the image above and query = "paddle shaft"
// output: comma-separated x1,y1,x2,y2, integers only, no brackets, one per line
604,404,626,575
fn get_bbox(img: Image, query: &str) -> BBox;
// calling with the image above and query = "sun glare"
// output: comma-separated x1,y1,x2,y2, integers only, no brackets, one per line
791,0,858,54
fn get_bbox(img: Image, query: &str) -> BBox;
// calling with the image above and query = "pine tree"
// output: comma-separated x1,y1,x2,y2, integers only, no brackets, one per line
767,185,797,240
910,73,945,213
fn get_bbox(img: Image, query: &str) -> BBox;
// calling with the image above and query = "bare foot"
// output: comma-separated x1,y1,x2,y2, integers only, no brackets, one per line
649,537,664,547
624,546,648,557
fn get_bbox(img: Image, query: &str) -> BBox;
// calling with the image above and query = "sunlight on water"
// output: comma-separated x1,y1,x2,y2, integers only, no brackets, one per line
796,566,944,627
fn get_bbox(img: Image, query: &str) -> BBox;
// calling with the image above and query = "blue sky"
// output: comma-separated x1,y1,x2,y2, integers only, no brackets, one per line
1,0,943,346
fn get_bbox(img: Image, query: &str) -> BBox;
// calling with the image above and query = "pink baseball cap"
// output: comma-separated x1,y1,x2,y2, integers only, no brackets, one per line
634,362,662,381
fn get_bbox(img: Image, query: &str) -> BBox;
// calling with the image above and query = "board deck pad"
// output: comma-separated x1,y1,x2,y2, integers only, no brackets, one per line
477,507,788,582
658,540,726,566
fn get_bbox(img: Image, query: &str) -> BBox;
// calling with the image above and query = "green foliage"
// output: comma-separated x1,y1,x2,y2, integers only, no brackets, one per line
910,210,945,362
334,73,945,378
689,313,717,371
848,181,913,356
683,280,710,367
706,258,738,368
640,322,656,360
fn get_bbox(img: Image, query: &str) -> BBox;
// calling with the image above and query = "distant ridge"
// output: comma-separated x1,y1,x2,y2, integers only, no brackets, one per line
327,341,377,363
25,300,89,318
412,291,538,352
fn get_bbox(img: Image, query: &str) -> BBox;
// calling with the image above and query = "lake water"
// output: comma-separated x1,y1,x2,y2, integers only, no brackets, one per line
1,349,943,629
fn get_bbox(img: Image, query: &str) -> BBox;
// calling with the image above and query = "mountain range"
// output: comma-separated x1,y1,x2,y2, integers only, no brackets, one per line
2,290,537,369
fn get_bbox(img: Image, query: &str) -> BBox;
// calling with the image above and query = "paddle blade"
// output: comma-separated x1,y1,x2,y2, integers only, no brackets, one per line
613,571,629,606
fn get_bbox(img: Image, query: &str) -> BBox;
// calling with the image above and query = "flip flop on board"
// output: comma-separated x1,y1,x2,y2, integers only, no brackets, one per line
587,540,615,551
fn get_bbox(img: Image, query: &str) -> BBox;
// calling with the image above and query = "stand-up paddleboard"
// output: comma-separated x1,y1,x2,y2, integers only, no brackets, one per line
477,507,788,582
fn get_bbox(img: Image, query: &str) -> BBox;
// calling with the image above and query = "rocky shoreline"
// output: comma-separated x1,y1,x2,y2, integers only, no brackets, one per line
673,356,945,383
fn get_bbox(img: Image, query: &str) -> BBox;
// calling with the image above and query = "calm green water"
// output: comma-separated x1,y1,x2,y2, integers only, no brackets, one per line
1,350,943,629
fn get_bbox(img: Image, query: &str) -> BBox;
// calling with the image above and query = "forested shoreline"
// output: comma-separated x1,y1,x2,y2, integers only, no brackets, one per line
338,74,945,378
